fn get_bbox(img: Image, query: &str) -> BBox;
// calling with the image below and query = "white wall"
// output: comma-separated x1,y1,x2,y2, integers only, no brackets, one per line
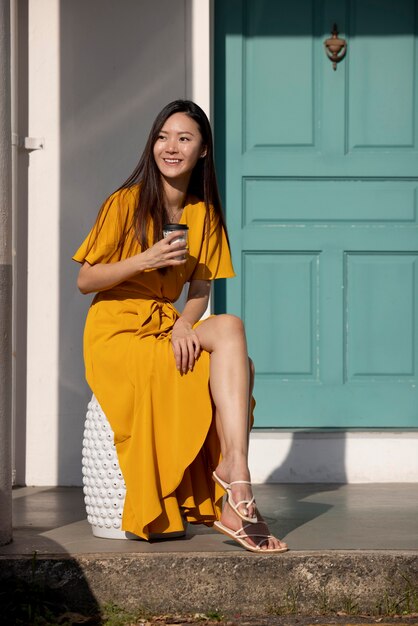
249,431,418,483
24,0,61,486
22,0,198,485
18,0,418,486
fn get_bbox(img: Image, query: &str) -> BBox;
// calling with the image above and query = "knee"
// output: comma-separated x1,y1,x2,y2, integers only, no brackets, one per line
218,314,246,339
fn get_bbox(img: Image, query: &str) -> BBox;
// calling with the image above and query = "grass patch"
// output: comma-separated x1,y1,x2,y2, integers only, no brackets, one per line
266,573,418,618
102,602,151,625
267,585,300,615
203,610,223,621
338,593,359,616
375,574,418,617
101,605,225,625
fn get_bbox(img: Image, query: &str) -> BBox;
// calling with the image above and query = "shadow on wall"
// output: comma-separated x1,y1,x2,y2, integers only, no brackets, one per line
266,430,347,482
58,1,192,485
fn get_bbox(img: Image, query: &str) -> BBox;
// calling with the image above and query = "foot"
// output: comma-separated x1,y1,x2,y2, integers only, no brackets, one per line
215,456,256,521
219,501,288,552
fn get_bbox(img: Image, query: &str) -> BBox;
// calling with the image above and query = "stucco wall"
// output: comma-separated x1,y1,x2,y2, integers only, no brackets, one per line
17,0,417,487
20,0,205,485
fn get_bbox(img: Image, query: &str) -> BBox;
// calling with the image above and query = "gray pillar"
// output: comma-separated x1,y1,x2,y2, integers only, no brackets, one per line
0,0,12,546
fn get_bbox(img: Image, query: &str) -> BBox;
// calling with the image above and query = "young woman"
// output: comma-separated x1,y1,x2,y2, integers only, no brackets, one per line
73,100,288,553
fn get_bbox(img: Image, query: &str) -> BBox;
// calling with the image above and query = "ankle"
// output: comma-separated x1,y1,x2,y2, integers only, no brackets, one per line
221,449,248,465
218,453,251,482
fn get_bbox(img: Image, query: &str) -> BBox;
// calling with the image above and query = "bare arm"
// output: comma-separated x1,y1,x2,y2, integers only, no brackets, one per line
171,279,211,373
178,279,211,326
77,231,188,294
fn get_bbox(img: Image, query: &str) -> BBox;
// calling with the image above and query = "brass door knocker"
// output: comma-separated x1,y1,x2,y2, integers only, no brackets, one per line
324,24,347,70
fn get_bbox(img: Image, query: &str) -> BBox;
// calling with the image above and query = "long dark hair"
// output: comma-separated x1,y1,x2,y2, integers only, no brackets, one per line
118,99,229,250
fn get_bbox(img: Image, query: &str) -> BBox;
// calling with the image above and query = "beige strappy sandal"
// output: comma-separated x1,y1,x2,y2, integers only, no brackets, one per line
212,471,258,523
213,521,288,554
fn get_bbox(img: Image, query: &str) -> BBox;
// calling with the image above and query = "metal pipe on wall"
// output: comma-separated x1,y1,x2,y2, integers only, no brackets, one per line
0,0,13,546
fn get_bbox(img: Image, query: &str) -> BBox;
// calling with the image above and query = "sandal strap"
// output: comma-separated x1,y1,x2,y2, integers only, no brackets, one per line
256,536,274,549
226,485,256,508
235,527,275,550
234,525,270,540
228,524,280,551
232,523,254,537
239,532,271,540
234,497,255,509
229,480,252,486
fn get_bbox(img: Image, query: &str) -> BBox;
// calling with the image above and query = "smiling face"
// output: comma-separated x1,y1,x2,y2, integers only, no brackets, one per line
153,112,207,188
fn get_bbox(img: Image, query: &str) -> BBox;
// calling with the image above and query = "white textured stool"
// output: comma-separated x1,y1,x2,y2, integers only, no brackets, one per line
82,395,185,540
82,396,136,539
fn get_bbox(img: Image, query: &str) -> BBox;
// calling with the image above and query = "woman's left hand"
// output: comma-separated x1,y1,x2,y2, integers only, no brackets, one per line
171,317,201,374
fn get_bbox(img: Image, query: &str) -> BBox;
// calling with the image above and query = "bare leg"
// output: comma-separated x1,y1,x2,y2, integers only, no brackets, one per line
198,316,250,454
214,356,254,462
195,314,287,551
196,315,251,497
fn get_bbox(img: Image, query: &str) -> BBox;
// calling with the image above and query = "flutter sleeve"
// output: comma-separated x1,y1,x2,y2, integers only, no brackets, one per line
72,188,135,265
189,208,235,280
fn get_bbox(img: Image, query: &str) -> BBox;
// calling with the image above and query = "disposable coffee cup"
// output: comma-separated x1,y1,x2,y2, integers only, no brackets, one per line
163,223,189,260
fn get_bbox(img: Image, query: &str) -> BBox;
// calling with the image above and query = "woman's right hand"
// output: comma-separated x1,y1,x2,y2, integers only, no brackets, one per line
77,231,187,294
140,230,188,270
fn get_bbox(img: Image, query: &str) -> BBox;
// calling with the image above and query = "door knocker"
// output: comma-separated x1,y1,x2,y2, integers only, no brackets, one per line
324,24,347,70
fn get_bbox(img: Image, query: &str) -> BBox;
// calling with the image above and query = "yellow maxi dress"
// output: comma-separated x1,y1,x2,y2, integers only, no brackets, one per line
73,185,236,539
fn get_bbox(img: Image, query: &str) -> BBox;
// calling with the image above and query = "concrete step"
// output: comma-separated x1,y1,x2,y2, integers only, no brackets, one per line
1,485,417,619
1,551,418,618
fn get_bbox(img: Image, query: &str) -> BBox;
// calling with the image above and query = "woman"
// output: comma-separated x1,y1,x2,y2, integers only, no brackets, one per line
73,100,288,553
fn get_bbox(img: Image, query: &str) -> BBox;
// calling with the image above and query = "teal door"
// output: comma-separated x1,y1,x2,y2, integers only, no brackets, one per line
215,0,418,427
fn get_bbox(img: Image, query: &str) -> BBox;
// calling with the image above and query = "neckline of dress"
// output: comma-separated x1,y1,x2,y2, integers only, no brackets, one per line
178,202,188,224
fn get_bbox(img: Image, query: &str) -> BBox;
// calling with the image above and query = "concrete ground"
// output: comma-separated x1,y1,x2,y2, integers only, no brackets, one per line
4,483,418,554
1,484,418,619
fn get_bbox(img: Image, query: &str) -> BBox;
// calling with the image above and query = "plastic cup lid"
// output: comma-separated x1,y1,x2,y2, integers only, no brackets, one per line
162,224,188,231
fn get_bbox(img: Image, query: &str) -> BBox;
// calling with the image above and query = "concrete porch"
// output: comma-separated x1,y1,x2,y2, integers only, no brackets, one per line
0,484,417,620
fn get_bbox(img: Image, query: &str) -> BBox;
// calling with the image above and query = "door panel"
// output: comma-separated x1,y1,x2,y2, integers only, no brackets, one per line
244,253,318,377
216,0,418,427
346,254,418,378
244,180,418,223
348,0,418,149
244,0,315,149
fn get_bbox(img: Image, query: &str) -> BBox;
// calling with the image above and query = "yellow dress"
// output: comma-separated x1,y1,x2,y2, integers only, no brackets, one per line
73,185,236,539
